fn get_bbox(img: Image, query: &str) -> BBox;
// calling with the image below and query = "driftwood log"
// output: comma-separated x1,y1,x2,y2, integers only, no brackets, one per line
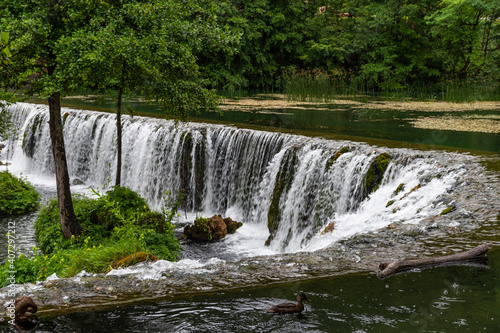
377,243,492,279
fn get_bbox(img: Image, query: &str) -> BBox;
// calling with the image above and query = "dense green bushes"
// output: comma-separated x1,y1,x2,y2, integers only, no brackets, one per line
0,170,40,216
0,187,182,286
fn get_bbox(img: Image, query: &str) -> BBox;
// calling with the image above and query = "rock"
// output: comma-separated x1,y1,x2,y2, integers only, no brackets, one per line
71,178,85,185
184,215,228,242
223,216,243,234
321,221,335,235
14,295,38,318
0,143,5,151
111,252,158,269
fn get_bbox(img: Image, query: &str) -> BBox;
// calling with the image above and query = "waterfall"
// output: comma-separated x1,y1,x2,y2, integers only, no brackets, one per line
2,103,471,253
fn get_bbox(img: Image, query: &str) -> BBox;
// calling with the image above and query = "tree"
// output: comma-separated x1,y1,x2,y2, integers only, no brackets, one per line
0,32,15,141
426,0,500,78
55,0,235,186
0,0,105,238
198,0,316,90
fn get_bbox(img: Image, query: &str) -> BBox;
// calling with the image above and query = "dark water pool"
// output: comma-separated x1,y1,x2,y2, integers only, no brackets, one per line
5,249,496,333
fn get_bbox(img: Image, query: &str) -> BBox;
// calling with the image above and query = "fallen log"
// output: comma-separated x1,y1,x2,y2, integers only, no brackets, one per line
377,243,492,279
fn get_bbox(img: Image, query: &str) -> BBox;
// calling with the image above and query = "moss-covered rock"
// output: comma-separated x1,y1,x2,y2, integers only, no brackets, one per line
325,146,350,170
184,215,227,242
223,216,243,234
393,183,405,196
320,221,335,235
111,252,158,269
267,148,298,246
363,153,392,195
440,206,456,215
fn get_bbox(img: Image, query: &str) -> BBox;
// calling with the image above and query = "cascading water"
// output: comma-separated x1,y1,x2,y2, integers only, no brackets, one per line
2,103,472,254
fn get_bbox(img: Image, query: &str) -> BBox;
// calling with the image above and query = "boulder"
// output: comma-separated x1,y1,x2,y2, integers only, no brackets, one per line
184,215,243,242
184,215,227,242
71,178,85,185
223,216,243,234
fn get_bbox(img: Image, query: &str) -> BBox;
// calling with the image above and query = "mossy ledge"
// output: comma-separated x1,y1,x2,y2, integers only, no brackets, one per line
363,153,392,195
325,146,350,171
266,148,298,246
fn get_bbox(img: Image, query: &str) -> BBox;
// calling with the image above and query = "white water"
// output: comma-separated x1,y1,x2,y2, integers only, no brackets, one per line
1,103,470,257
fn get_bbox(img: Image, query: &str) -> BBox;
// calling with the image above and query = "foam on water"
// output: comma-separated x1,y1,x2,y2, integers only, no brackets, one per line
107,258,226,280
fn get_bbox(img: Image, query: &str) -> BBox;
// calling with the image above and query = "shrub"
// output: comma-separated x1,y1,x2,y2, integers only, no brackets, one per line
0,170,40,216
2,187,183,286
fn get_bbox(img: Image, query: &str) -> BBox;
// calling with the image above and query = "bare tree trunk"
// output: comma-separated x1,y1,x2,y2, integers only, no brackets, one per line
48,92,82,239
377,243,491,279
115,85,123,186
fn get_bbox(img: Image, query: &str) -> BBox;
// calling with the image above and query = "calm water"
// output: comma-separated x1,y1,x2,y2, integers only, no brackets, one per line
7,249,497,332
41,95,499,153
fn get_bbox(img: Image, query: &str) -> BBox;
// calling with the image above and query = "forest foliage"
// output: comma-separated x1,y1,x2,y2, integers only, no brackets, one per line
1,0,499,97
199,0,500,94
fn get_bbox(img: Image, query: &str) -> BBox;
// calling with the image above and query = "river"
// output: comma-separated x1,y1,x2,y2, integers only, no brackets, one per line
0,98,499,332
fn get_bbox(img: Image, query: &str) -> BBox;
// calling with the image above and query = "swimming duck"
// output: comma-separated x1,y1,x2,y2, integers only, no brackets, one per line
266,293,309,314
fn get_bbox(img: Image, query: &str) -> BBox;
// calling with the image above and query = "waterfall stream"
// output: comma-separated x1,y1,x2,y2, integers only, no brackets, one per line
2,103,476,254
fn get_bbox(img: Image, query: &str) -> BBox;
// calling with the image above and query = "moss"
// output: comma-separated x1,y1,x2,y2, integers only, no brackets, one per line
393,183,405,196
386,200,395,208
193,135,205,210
267,148,298,245
363,153,392,195
22,113,44,158
440,206,455,215
325,146,349,170
179,131,194,209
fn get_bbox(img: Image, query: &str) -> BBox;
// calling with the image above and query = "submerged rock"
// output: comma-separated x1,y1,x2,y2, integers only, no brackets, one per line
184,215,243,242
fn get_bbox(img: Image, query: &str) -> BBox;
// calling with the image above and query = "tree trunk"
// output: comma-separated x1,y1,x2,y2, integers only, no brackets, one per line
48,92,82,239
115,85,123,186
377,243,491,279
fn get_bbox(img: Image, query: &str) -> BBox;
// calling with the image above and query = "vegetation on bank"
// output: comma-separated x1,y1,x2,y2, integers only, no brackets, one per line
200,0,499,100
0,170,40,216
0,187,183,286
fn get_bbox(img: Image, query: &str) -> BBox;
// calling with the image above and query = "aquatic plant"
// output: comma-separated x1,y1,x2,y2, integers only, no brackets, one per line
0,171,40,216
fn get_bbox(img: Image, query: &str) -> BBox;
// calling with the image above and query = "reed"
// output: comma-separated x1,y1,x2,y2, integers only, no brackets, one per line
282,69,500,103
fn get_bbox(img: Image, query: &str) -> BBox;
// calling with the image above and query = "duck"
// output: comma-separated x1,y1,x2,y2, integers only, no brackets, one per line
266,293,309,314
